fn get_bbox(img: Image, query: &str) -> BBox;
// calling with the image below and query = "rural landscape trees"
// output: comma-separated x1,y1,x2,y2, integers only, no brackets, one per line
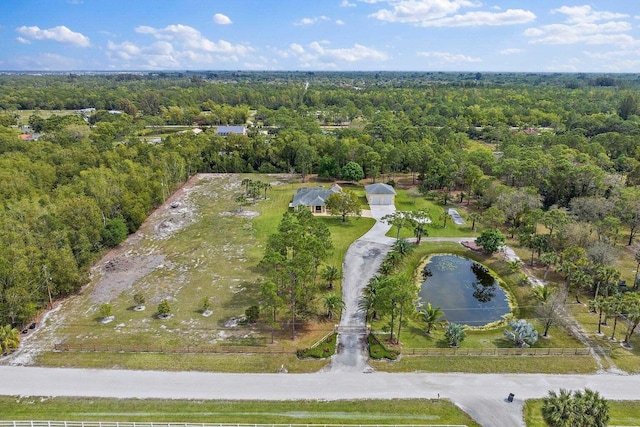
1,71,640,371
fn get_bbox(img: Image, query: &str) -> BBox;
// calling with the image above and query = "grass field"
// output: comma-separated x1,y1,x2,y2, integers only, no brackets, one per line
31,174,374,371
0,397,480,426
387,189,479,239
524,399,640,426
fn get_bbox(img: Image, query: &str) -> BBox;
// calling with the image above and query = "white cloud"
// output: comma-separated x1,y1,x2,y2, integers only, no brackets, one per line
499,48,522,55
107,41,142,60
290,43,305,54
370,0,477,23
282,41,387,65
16,25,90,47
213,13,232,25
336,19,345,25
308,41,388,62
294,16,331,26
552,5,628,24
418,50,481,63
525,5,637,47
16,37,30,44
341,0,356,7
419,9,535,27
107,24,253,69
367,0,534,27
134,24,251,55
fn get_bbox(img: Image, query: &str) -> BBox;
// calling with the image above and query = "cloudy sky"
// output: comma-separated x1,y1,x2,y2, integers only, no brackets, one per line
1,0,639,72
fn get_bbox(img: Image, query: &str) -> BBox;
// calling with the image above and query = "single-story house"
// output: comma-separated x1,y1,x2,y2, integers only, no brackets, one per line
290,184,342,214
216,125,247,136
365,183,396,205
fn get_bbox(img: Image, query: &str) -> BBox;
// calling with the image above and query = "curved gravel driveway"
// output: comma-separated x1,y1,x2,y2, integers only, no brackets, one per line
326,205,395,373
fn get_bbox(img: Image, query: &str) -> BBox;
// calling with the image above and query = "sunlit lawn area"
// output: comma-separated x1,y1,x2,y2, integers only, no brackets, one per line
388,188,479,238
525,399,640,427
569,303,640,373
0,396,480,426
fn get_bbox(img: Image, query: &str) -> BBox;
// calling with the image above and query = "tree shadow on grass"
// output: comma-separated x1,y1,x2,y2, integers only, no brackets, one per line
222,280,260,310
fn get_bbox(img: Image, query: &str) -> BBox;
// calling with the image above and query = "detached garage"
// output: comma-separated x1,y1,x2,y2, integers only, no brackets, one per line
365,183,396,206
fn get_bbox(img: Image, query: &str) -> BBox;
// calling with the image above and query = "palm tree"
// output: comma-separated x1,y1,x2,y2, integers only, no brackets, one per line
321,265,341,290
542,388,609,427
607,295,623,341
420,303,444,334
439,210,449,228
542,389,578,427
539,252,558,281
569,269,592,304
413,222,428,244
532,285,552,304
580,388,610,427
468,212,481,231
588,296,608,334
323,293,345,320
359,275,383,323
0,324,20,355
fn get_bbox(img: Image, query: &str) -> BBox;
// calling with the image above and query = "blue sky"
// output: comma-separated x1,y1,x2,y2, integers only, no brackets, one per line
1,0,639,72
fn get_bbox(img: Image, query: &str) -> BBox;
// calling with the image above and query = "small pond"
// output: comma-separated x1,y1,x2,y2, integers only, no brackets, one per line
418,254,510,326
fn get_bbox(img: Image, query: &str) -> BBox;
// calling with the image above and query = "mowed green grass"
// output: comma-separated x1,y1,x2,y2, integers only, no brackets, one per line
388,189,479,238
524,399,640,427
0,397,480,426
34,174,375,370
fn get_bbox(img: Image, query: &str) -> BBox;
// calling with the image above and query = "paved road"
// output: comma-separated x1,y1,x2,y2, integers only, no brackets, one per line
1,366,639,426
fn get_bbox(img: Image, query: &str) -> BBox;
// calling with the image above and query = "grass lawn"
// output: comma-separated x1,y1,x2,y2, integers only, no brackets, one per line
371,355,598,374
0,397,480,426
569,303,640,373
525,399,640,426
389,189,479,239
35,352,328,373
33,174,374,371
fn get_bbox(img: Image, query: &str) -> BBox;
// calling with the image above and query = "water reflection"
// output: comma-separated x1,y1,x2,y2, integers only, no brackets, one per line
418,254,510,326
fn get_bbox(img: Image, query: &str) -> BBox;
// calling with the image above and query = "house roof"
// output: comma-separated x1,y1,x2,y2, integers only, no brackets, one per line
365,183,396,195
291,185,341,207
216,125,246,134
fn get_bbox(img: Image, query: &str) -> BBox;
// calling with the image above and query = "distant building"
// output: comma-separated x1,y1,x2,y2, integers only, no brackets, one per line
290,184,342,214
523,127,540,136
216,125,247,136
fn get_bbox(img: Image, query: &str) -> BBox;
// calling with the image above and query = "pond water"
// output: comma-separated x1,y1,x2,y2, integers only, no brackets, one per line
418,254,510,326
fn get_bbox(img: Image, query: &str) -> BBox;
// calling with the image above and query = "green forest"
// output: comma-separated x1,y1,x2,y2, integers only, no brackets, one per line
1,71,640,335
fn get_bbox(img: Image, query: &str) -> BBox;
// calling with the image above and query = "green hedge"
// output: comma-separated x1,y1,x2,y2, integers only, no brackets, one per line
368,334,399,360
296,333,337,359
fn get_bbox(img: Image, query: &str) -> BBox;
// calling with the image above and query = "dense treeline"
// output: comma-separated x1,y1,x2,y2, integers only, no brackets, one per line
1,72,640,328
